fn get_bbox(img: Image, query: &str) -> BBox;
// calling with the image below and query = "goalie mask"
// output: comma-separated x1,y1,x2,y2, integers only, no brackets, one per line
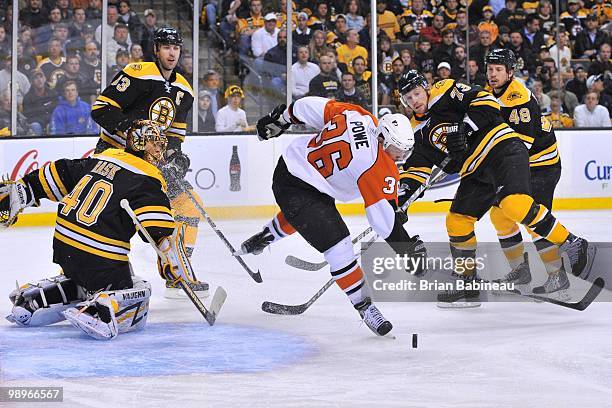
126,120,167,165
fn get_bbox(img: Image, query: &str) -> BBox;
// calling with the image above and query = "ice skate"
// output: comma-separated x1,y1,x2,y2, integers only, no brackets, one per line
164,279,210,299
354,297,393,336
437,273,481,308
560,234,597,280
238,227,275,255
532,268,570,294
492,253,533,296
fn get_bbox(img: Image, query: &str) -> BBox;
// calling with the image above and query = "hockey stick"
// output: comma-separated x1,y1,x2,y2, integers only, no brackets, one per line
169,170,263,283
509,277,605,311
262,236,377,315
120,199,227,325
285,163,450,271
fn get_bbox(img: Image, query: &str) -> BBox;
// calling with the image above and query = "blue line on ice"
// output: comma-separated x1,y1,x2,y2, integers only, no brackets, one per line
0,323,318,380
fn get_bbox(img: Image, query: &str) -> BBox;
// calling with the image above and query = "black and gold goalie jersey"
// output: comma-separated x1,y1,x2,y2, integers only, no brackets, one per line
401,79,518,192
91,62,194,150
22,149,176,272
488,78,560,169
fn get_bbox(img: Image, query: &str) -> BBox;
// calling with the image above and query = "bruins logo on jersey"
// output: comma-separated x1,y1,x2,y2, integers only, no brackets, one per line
429,122,454,153
507,91,522,101
149,97,176,130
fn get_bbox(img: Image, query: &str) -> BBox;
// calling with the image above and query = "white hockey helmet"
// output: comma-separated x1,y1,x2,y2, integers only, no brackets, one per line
376,113,415,162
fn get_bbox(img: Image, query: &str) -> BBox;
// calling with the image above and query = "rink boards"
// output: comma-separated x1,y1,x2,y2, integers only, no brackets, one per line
1,129,611,226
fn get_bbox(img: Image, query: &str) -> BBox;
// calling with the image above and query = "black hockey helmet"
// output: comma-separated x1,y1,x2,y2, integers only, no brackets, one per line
485,48,517,71
398,70,429,95
153,27,183,49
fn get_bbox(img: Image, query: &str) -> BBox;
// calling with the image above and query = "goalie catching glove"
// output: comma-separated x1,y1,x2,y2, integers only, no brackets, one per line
256,104,292,141
0,178,36,228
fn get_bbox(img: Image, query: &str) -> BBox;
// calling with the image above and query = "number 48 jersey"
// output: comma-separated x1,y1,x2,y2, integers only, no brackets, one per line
282,97,401,239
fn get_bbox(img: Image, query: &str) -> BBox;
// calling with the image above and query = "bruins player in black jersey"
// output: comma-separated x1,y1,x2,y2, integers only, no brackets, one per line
397,70,596,306
91,27,207,298
0,120,206,340
485,49,567,294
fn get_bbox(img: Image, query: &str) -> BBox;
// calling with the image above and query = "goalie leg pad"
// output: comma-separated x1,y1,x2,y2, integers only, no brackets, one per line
158,224,204,285
6,274,86,327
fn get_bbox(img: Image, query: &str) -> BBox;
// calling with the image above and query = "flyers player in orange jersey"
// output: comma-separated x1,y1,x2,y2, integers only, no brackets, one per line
238,97,427,336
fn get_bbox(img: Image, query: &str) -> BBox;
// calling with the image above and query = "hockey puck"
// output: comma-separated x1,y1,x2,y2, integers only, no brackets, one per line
412,333,418,348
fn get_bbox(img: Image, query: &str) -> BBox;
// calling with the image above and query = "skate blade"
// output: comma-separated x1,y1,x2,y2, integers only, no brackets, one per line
164,287,209,299
437,301,481,309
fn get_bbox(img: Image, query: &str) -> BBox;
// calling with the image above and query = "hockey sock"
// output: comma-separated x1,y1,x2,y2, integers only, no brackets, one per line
325,236,366,305
266,211,296,242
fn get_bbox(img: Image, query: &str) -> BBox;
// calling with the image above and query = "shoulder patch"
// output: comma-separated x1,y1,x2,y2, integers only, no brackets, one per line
123,62,163,81
499,79,531,108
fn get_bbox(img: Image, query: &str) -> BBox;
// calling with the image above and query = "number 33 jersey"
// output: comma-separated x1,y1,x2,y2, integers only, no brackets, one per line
21,149,176,271
282,97,401,239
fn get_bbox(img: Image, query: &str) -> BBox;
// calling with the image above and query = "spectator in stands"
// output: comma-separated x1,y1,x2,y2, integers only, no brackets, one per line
80,40,101,97
420,13,444,46
19,0,48,30
38,38,66,91
56,0,72,22
53,22,71,54
35,7,63,54
140,9,158,61
203,70,224,118
560,0,587,40
478,6,498,43
399,0,433,42
548,72,579,115
451,44,466,79
400,49,416,71
86,0,102,22
18,26,35,58
68,7,87,39
423,70,434,86
196,90,216,132
237,0,265,56
546,95,574,128
508,30,536,76
471,30,495,73
308,54,339,98
522,14,545,54
376,0,400,42
467,58,486,86
263,29,294,90
436,61,452,80
66,22,95,57
203,0,218,34
216,85,248,132
336,72,365,106
179,52,193,84
0,90,32,136
23,68,57,134
587,74,612,115
108,48,130,82
353,55,372,103
336,29,368,75
326,14,348,47
442,0,460,26
308,2,332,32
566,64,588,103
574,14,608,58
130,43,144,63
50,80,98,135
531,79,551,111
344,0,366,32
107,23,131,68
549,31,572,78
17,42,37,77
449,9,478,48
495,0,525,33
415,36,435,73
0,26,9,52
433,28,456,68
0,53,31,109
95,5,123,46
293,12,312,46
56,54,88,100
219,0,243,47
381,57,405,108
251,12,278,58
497,25,511,48
573,91,612,127
308,29,328,63
537,0,555,33
118,1,142,43
292,45,320,99
377,36,398,81
588,43,611,76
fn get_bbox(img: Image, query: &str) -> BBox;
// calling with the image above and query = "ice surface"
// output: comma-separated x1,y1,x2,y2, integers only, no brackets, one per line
1,211,612,407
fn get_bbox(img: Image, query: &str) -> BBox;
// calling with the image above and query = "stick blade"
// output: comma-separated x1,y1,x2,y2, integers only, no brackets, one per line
285,255,326,271
261,301,307,315
206,286,228,325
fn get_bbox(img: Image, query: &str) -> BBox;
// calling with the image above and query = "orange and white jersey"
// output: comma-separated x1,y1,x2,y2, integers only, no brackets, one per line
282,97,400,239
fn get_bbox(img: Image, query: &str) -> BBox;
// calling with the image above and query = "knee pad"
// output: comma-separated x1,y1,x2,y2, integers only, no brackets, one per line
446,212,477,249
489,206,520,237
498,194,541,225
324,236,356,272
7,275,87,327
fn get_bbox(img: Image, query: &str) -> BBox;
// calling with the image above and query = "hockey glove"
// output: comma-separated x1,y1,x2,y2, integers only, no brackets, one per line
256,104,291,141
397,177,425,208
163,150,191,180
402,235,428,277
0,179,35,228
445,122,470,159
441,158,463,174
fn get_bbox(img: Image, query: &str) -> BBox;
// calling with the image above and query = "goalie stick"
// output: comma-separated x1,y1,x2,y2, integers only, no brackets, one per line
285,162,450,271
120,199,227,325
167,169,263,283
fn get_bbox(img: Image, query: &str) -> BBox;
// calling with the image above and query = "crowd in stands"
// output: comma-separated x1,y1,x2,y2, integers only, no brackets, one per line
0,0,610,135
